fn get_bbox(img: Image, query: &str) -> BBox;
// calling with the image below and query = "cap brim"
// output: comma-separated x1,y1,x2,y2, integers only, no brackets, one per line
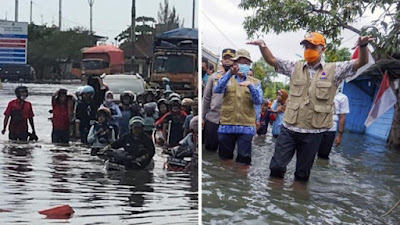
231,56,252,62
222,53,235,57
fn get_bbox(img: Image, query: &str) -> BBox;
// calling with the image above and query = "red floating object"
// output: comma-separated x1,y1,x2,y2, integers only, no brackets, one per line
0,209,12,212
38,204,74,219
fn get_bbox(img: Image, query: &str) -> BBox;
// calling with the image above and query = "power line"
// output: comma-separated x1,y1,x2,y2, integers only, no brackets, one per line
201,10,237,48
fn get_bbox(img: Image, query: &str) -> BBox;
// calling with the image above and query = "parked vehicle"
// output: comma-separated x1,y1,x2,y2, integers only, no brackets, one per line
150,28,198,98
0,64,35,81
72,45,124,78
102,74,146,102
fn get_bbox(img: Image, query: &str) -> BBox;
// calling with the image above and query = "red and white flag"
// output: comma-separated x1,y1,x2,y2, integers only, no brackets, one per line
346,46,375,83
364,73,397,127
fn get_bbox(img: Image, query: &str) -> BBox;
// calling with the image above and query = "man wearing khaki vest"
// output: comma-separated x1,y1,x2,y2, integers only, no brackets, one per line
214,49,263,165
248,32,375,181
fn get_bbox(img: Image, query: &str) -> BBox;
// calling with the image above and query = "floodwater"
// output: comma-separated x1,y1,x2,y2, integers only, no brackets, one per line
202,129,400,224
0,82,198,224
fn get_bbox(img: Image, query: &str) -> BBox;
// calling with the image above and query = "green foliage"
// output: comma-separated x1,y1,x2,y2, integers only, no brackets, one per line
239,0,400,58
252,57,288,99
324,47,351,62
157,0,184,28
252,57,277,90
27,23,91,78
115,17,156,43
264,82,289,100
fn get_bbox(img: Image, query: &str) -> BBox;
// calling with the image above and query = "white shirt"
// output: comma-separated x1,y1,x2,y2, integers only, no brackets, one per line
328,92,350,132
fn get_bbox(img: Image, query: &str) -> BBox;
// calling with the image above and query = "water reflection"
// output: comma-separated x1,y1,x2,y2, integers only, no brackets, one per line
203,132,400,224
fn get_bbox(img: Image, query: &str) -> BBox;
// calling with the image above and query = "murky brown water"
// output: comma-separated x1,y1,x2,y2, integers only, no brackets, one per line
0,82,198,224
202,129,400,224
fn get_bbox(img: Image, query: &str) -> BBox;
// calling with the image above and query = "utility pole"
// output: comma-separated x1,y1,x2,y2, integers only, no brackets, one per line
30,0,32,24
15,0,19,22
131,0,136,64
88,0,95,35
59,0,62,30
192,0,195,28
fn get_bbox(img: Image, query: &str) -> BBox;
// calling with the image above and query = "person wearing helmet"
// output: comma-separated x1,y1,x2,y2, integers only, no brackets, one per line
87,107,116,156
183,98,198,137
118,91,141,137
144,89,156,104
2,86,37,141
155,97,187,147
142,103,158,136
101,116,155,169
86,75,107,108
51,88,70,143
163,90,173,99
101,91,122,138
157,98,169,119
172,115,198,159
168,93,180,101
181,98,194,115
75,85,97,144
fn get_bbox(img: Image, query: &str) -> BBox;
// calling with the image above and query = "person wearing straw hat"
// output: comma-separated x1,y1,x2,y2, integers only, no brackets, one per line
214,49,263,166
248,32,375,181
203,48,236,152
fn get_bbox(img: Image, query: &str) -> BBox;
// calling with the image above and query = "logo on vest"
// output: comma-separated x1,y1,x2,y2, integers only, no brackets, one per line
320,71,327,80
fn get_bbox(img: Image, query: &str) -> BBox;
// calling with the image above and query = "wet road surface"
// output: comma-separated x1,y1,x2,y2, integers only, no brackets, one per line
0,82,198,224
202,129,400,224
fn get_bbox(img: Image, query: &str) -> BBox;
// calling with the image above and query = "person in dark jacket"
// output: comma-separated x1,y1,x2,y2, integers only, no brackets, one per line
75,85,98,144
100,116,155,169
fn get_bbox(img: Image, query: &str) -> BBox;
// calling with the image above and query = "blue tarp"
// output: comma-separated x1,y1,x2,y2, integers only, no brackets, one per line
156,28,198,39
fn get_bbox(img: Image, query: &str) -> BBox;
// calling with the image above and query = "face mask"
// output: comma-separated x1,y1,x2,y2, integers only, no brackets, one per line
20,96,27,100
238,64,251,76
304,49,320,63
106,99,113,103
223,65,232,72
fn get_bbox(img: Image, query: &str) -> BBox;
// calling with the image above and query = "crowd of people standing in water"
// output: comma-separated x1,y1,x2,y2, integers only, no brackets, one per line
203,32,375,182
2,75,198,170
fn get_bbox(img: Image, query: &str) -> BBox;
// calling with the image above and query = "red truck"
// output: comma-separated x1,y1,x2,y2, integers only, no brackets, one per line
72,45,124,78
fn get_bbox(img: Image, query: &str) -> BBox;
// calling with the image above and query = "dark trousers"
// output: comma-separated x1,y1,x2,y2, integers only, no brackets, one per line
9,132,29,141
218,133,253,165
269,126,323,181
52,129,70,144
204,120,219,151
257,125,268,135
317,131,336,159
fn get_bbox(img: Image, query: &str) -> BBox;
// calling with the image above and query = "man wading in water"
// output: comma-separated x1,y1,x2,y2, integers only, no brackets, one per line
214,49,263,166
248,32,375,181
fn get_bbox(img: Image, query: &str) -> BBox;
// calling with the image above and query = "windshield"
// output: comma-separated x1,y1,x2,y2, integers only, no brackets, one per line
82,60,105,70
153,55,194,73
105,78,145,94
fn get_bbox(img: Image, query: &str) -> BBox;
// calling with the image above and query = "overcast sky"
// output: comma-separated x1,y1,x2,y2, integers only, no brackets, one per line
201,0,380,64
1,0,198,44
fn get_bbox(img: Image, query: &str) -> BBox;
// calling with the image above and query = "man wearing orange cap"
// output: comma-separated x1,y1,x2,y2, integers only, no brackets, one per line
248,32,375,181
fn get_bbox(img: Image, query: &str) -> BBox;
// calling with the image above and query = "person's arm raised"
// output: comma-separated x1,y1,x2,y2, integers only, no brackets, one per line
247,40,277,69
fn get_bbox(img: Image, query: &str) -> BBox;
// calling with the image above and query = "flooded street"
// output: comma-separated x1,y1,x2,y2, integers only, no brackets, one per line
202,131,400,224
0,83,198,224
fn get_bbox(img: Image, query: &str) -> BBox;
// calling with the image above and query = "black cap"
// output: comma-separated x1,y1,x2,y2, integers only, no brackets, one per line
222,48,236,57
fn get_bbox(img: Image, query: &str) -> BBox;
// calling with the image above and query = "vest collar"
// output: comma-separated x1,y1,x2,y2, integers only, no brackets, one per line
303,59,326,70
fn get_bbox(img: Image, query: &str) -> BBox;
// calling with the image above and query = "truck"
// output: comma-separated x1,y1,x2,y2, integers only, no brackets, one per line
72,45,124,78
150,28,198,97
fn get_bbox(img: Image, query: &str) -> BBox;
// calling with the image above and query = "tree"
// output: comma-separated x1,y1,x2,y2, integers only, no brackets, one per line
252,58,289,99
239,0,399,58
28,24,91,79
157,0,184,29
324,47,351,62
115,16,156,43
